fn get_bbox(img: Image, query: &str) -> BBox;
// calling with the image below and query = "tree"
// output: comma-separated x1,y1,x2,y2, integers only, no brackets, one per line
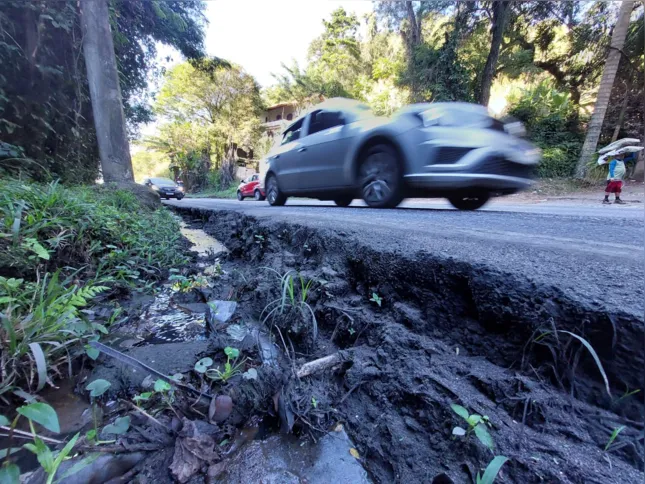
153,62,263,189
80,0,133,183
576,1,635,178
477,1,511,105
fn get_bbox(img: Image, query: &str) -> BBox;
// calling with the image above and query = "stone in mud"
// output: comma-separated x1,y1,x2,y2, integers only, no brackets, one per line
90,340,211,392
206,300,237,331
211,429,370,484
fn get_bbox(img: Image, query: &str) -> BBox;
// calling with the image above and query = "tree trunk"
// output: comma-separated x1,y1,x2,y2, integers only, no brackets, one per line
575,0,634,179
611,87,629,142
79,0,134,183
478,1,510,106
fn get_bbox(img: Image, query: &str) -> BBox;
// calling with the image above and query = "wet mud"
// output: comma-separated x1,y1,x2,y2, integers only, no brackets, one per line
167,206,644,484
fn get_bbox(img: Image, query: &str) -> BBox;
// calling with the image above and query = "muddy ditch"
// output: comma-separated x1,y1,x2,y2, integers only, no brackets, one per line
156,206,644,484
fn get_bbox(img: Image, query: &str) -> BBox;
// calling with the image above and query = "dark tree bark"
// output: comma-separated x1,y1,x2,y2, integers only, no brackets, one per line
79,0,134,183
477,1,510,106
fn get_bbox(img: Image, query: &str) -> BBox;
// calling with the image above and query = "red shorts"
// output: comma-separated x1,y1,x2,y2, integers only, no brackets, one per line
606,180,623,193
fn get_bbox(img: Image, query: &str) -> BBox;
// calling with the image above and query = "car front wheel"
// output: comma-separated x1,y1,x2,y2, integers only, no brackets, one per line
334,197,352,207
266,175,287,206
359,144,403,208
176,194,184,200
448,193,490,210
237,191,244,201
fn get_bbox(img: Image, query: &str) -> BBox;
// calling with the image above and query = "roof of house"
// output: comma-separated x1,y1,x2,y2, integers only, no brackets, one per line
265,101,297,110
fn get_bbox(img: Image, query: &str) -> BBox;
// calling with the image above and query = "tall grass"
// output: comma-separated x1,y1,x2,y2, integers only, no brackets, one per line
0,180,187,398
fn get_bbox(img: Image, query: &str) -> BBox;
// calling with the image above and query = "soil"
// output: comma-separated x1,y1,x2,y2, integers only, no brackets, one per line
163,206,644,484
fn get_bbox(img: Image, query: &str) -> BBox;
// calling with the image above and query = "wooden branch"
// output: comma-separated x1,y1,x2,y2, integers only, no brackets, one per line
296,352,345,378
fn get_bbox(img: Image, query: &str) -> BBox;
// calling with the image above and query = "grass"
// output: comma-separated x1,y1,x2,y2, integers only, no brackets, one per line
0,179,187,399
187,186,238,199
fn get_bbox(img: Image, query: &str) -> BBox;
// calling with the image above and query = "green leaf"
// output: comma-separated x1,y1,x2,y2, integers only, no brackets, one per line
605,425,626,451
467,415,482,427
85,429,96,441
101,416,130,436
54,452,100,483
154,379,171,392
92,323,109,334
558,330,611,397
478,456,509,484
50,433,80,482
474,423,495,451
17,403,60,433
224,347,239,358
133,392,153,403
194,357,213,373
28,342,48,392
450,404,470,421
85,345,100,360
23,238,50,260
0,463,20,484
0,414,9,426
0,296,16,304
85,379,111,398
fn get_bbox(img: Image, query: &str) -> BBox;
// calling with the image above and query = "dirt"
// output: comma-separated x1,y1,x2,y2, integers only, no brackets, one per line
162,206,644,484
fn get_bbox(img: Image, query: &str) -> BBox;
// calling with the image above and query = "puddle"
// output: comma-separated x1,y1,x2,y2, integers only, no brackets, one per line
181,221,228,256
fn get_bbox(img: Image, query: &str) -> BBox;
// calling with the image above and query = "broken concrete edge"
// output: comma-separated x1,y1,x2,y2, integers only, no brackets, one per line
169,205,645,413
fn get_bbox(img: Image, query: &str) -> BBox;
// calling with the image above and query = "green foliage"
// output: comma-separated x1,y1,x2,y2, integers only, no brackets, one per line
0,180,186,395
17,403,60,433
370,293,383,307
169,274,208,293
605,426,626,452
451,404,494,451
200,347,247,382
85,379,111,398
477,455,509,484
0,0,206,182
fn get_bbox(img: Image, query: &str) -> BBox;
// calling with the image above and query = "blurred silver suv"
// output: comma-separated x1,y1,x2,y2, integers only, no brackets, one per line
263,98,540,210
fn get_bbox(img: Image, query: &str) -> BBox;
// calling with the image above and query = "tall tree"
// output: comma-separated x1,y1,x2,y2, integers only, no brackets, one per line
80,0,133,183
576,1,635,178
477,1,511,105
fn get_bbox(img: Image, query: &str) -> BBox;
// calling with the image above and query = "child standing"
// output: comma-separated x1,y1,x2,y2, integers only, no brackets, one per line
603,153,627,204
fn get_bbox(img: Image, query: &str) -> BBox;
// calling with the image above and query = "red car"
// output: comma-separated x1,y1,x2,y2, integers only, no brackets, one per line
237,174,265,201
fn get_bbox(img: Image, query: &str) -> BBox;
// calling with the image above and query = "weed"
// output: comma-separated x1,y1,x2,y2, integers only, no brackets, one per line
311,396,318,408
1,402,85,484
369,292,382,307
604,426,626,451
85,379,113,445
348,327,356,336
477,455,509,484
196,347,247,383
616,387,640,403
451,404,495,451
254,234,265,244
261,270,318,340
169,274,208,293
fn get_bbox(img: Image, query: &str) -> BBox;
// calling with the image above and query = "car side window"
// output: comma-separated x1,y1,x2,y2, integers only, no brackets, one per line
308,110,344,136
281,118,303,145
252,175,258,181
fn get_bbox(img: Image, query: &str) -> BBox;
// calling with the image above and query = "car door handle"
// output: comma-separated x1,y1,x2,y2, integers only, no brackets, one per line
271,155,280,159
298,147,307,153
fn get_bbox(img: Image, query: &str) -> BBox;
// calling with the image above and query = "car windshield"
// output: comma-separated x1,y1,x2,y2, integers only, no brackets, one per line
150,178,175,185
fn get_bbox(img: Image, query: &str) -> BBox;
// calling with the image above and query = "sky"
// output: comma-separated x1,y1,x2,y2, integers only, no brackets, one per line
202,0,374,87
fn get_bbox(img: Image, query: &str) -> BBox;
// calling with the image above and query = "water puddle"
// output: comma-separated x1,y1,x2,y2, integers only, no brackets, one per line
181,221,228,256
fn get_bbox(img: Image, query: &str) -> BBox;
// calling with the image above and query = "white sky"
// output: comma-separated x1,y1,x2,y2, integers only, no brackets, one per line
202,0,374,87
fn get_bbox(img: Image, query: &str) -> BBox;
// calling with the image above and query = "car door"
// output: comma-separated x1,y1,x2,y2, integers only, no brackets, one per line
296,110,352,189
270,118,306,192
247,174,260,195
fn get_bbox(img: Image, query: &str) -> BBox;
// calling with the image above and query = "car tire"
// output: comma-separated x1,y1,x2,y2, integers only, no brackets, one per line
254,190,265,201
237,191,244,201
448,193,490,210
176,194,184,200
334,197,352,207
359,144,403,208
266,175,287,206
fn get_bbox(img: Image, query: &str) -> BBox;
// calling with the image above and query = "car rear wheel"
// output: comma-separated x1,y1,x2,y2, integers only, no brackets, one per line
334,197,352,207
266,175,287,206
237,190,244,201
448,193,490,210
359,144,403,208
254,189,265,201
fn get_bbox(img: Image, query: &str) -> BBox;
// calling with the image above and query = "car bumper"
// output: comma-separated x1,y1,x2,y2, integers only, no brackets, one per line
157,190,183,197
405,173,533,191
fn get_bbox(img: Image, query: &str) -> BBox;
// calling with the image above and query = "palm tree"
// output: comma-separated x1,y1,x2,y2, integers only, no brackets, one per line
575,1,635,179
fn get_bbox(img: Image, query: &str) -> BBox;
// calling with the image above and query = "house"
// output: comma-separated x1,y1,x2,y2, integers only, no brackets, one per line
261,101,299,136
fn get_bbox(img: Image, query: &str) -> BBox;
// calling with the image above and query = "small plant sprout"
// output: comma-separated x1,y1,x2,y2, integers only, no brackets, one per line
604,426,626,451
169,274,208,293
369,292,382,307
254,234,265,243
311,397,318,409
476,456,509,484
348,327,356,336
205,347,247,382
85,379,112,445
451,403,494,451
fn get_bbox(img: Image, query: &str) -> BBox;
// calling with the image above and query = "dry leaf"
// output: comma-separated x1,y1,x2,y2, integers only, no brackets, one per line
334,423,344,432
349,448,360,459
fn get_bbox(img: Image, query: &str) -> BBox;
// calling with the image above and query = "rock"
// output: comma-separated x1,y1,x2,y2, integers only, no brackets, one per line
177,302,209,314
206,301,237,332
28,452,147,484
321,266,339,279
209,395,233,423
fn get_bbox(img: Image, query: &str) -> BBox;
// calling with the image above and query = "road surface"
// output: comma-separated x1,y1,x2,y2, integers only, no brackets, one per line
166,197,644,317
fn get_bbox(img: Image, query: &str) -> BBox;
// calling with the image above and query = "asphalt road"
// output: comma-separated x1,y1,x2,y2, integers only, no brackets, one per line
166,197,644,317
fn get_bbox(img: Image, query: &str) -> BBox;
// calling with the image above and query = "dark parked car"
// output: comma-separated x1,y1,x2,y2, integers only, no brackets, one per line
143,177,185,200
237,174,265,201
262,98,541,210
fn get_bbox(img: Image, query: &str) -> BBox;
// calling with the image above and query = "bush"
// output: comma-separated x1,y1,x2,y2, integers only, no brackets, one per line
0,180,187,396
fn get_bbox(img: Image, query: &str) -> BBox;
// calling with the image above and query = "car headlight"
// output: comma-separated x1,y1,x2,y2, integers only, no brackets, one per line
151,184,158,190
177,186,184,192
